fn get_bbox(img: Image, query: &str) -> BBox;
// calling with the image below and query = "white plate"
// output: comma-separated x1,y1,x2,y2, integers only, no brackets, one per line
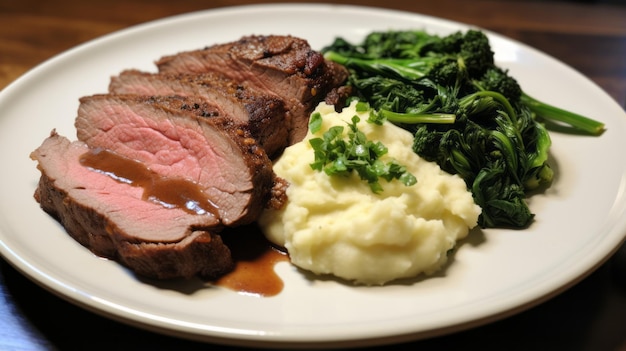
1,3,626,349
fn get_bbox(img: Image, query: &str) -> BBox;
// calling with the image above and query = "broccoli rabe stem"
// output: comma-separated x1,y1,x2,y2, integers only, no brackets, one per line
378,109,456,124
520,93,605,136
324,51,433,81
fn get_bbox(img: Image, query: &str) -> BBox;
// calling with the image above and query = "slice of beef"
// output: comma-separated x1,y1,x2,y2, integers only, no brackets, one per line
109,70,288,157
155,35,349,144
31,131,234,280
75,94,276,227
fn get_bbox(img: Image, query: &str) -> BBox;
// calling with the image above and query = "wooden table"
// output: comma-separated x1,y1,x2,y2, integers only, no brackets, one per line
1,1,626,350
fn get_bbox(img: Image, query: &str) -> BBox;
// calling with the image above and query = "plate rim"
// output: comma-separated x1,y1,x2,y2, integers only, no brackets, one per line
1,3,626,348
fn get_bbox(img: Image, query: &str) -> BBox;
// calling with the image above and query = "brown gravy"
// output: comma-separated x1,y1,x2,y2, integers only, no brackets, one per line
79,148,219,217
216,228,289,297
80,148,290,297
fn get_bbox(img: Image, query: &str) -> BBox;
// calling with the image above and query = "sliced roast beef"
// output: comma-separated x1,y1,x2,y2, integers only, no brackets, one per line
108,70,288,157
31,132,234,280
155,35,349,144
75,94,276,227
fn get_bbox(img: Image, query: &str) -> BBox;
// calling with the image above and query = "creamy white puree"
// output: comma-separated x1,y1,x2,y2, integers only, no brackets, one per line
258,101,481,285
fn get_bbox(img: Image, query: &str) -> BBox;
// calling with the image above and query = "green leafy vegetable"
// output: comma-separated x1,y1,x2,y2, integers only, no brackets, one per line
309,115,417,193
322,29,604,228
309,111,323,133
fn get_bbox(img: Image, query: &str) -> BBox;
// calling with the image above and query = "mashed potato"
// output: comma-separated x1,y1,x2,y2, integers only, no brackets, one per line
258,101,481,285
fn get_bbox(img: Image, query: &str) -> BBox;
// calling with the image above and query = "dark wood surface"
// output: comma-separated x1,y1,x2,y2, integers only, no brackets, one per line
1,1,626,350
